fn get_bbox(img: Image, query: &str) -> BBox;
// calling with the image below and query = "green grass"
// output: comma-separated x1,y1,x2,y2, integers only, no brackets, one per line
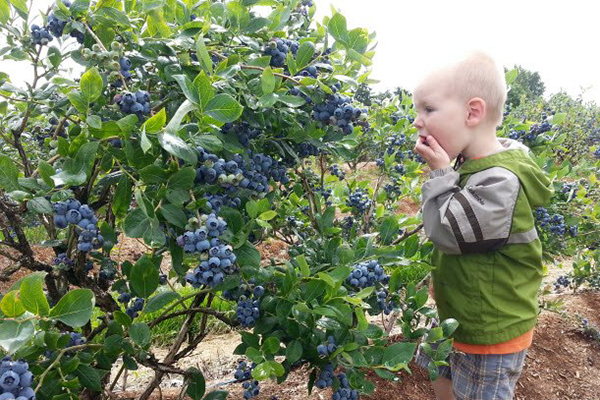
91,286,236,347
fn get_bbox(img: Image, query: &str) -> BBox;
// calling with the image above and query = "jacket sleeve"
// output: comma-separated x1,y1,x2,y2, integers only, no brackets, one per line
421,166,521,254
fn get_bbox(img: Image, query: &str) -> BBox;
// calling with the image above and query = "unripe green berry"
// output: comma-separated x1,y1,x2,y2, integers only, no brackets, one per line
110,41,122,51
92,44,101,52
110,61,121,71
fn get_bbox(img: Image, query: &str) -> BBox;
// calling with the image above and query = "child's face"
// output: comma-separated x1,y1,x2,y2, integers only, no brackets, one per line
412,76,471,160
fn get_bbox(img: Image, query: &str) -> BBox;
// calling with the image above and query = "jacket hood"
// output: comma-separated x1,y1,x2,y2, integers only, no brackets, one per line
460,138,555,208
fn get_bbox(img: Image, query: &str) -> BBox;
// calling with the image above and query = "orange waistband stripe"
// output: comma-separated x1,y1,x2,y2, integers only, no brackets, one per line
452,329,534,355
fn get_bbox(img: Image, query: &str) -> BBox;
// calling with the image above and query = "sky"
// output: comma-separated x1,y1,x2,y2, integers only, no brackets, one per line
2,0,599,106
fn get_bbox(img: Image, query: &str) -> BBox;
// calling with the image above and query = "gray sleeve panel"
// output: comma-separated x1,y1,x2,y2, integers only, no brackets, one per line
421,167,521,254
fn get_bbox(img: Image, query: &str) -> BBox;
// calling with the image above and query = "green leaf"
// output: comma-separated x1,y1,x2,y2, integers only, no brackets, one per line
142,108,167,133
124,208,152,238
145,291,181,314
0,0,10,24
139,165,168,184
0,319,34,354
112,174,132,218
262,337,280,354
0,154,20,192
80,67,103,103
328,13,349,44
158,133,198,164
186,368,206,400
550,112,567,125
295,41,315,71
382,342,417,370
285,340,302,363
277,95,305,107
0,291,24,317
96,7,131,27
87,115,102,129
67,89,88,114
505,68,518,85
203,391,228,400
296,254,309,277
204,94,243,123
19,272,50,316
173,75,200,104
27,197,53,214
165,100,198,134
196,135,223,153
130,255,160,298
168,167,195,190
147,9,172,37
193,70,215,110
37,161,55,188
8,0,27,17
258,210,277,221
195,34,213,75
379,216,399,245
261,67,276,94
47,46,62,68
130,323,151,346
161,203,188,228
75,364,102,392
235,242,261,268
441,318,459,337
49,289,95,328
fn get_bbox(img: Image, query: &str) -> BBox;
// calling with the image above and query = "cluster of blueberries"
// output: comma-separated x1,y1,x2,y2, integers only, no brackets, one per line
345,188,372,214
317,336,337,357
98,266,117,281
375,289,394,315
67,332,86,347
233,361,260,399
560,182,579,201
332,372,359,400
535,208,577,236
185,243,238,287
508,116,552,143
176,214,228,253
315,363,334,389
52,200,104,253
234,151,290,190
235,292,262,328
0,357,35,400
376,133,409,171
196,147,289,192
346,260,389,290
594,148,600,159
196,147,246,187
30,1,84,46
319,187,333,207
329,164,345,180
34,117,69,147
263,38,299,68
53,253,73,268
118,296,145,319
205,194,241,213
297,142,320,158
383,178,402,198
288,87,312,105
312,94,366,135
113,91,151,120
340,216,354,233
390,113,414,125
553,275,571,291
111,56,133,88
297,65,318,79
220,122,261,147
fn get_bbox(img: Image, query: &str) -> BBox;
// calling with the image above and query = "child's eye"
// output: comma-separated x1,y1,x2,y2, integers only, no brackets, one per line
425,107,434,112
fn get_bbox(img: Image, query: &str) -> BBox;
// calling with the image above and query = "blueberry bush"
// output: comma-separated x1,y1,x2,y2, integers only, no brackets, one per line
0,1,458,399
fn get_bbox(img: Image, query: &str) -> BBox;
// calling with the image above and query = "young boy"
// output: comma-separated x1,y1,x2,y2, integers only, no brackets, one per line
411,50,554,400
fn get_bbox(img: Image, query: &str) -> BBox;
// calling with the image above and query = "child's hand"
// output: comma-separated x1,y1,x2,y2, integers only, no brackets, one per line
414,135,452,171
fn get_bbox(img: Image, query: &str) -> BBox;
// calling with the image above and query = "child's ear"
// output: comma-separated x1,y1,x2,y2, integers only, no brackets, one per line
466,97,486,126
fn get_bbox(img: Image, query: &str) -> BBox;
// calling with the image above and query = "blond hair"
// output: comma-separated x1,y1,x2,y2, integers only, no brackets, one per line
417,50,507,127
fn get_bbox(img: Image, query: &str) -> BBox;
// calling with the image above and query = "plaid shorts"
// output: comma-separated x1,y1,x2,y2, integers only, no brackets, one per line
414,342,528,400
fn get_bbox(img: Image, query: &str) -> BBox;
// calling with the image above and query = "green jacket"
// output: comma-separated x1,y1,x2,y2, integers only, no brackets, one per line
421,138,554,344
